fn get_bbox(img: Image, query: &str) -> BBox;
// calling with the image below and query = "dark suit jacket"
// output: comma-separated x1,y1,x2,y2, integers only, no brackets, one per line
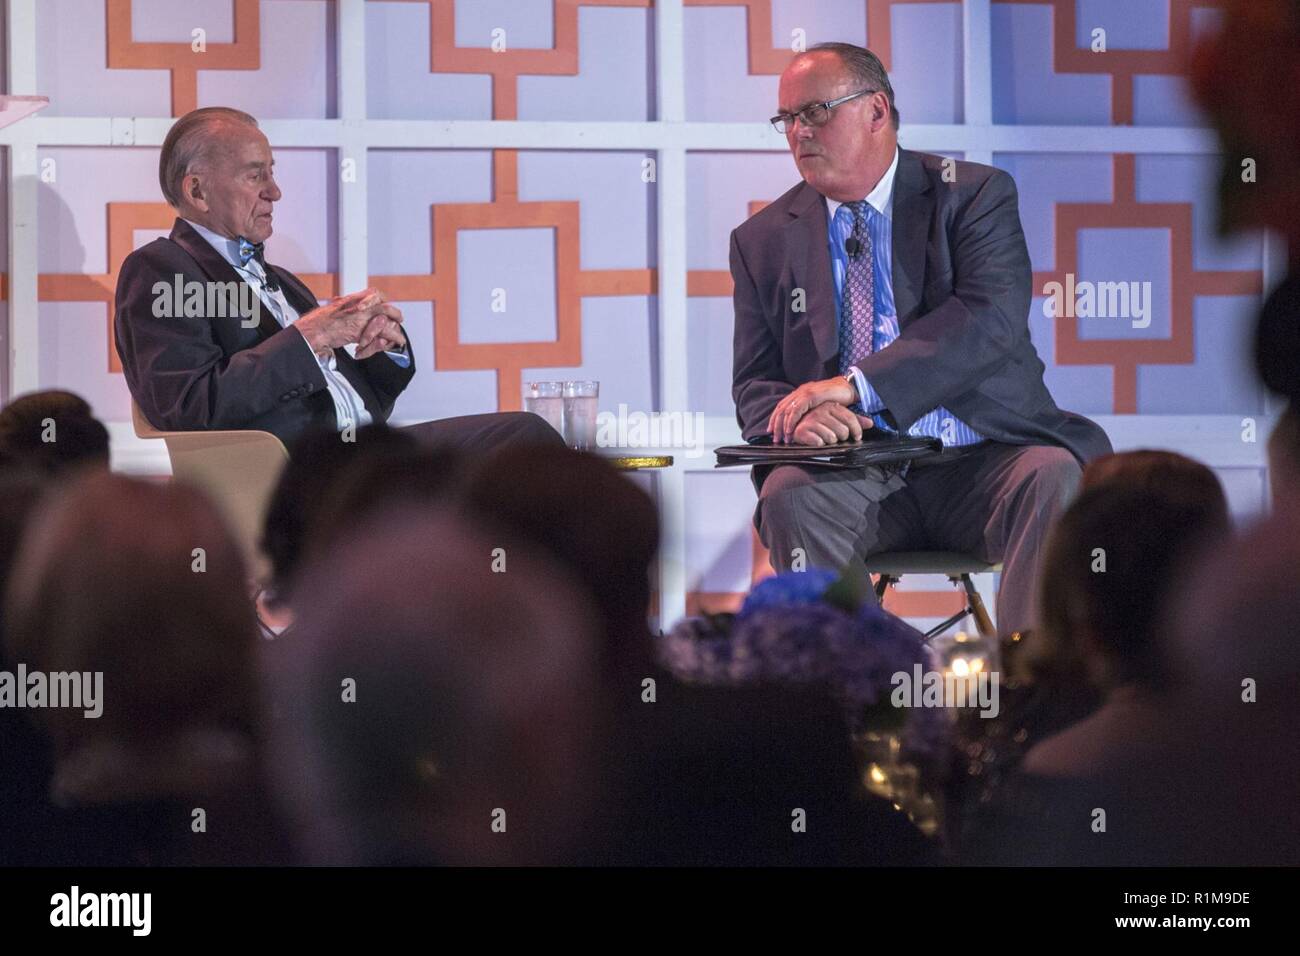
730,148,1111,469
115,219,415,446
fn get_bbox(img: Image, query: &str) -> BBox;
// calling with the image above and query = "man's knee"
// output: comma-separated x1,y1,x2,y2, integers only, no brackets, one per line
498,411,565,448
1020,446,1083,509
757,465,820,527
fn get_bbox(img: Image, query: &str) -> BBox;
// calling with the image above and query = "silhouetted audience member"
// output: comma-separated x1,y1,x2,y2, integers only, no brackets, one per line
0,390,110,476
1078,446,1234,503
299,444,466,572
463,446,660,679
956,452,1230,864
1028,450,1231,697
1145,504,1300,864
1267,403,1300,510
460,447,677,862
260,423,418,608
2,473,288,865
0,469,47,639
1191,0,1300,481
1022,484,1228,774
263,507,602,865
0,468,54,865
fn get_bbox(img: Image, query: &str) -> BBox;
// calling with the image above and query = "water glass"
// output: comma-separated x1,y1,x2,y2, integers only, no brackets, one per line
562,380,599,450
524,381,564,436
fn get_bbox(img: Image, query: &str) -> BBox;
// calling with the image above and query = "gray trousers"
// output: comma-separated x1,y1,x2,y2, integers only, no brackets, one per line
756,441,1082,637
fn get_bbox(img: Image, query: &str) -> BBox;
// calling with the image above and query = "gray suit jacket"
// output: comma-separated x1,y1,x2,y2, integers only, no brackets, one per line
730,148,1111,469
115,219,415,447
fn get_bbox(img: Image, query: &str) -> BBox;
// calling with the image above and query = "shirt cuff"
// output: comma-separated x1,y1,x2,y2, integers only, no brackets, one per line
384,347,411,369
847,366,885,413
295,325,328,364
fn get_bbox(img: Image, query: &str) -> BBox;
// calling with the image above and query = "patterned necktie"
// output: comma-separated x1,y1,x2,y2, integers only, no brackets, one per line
837,201,875,398
237,237,280,292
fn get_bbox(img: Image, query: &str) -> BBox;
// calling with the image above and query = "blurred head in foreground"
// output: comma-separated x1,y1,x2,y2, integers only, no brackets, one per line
1032,450,1230,693
0,390,110,477
1189,0,1300,247
264,507,601,865
1081,505,1300,865
261,424,460,608
1267,403,1300,511
3,473,263,859
463,446,660,679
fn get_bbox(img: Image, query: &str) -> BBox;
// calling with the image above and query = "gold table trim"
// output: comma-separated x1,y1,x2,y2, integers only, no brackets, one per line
605,455,674,471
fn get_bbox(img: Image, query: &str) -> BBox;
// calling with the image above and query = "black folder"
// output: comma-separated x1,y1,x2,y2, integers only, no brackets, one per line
714,434,942,469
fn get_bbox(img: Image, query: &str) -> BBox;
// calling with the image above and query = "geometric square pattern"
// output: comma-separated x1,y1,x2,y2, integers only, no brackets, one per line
1031,154,1260,412
3,0,1271,627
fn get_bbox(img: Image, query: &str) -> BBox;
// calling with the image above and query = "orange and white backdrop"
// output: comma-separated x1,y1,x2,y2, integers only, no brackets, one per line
0,0,1284,631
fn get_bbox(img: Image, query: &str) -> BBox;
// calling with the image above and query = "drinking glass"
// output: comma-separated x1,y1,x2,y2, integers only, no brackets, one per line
524,381,564,436
562,380,599,450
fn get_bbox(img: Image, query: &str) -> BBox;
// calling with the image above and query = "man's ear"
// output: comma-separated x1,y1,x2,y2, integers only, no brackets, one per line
184,174,209,213
870,95,888,130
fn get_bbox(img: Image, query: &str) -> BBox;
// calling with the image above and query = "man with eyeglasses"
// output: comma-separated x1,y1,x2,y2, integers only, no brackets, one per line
732,43,1111,641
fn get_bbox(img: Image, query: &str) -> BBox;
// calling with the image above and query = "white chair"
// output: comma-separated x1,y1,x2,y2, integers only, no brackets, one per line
131,400,288,583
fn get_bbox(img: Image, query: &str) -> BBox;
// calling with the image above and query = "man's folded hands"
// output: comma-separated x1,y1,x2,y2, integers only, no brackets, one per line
767,375,869,444
293,287,405,359
786,402,875,447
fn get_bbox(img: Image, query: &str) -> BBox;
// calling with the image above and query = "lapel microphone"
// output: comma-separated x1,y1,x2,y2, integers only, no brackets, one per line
845,236,864,259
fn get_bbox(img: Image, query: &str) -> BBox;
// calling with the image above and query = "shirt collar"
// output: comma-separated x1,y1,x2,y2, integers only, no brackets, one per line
825,147,900,223
183,218,249,271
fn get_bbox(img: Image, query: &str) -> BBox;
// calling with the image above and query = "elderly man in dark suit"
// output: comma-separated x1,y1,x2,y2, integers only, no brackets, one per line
115,107,558,453
732,44,1111,639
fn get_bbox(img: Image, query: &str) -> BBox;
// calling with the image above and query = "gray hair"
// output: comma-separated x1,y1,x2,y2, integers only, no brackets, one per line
805,42,899,130
158,107,259,208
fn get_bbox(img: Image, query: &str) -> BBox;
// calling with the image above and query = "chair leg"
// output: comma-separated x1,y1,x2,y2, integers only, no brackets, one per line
960,574,996,640
923,608,973,642
873,573,894,605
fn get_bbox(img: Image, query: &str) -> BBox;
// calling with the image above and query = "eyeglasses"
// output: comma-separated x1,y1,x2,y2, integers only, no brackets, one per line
770,89,878,133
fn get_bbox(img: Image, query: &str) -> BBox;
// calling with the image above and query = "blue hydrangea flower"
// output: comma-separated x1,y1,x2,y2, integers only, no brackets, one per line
661,566,950,756
737,569,838,617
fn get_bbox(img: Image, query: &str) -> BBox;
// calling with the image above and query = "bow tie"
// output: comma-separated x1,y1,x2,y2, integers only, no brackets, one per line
237,237,263,266
237,237,280,291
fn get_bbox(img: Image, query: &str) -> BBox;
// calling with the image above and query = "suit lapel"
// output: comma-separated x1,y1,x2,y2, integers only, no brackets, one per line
169,220,385,420
891,148,934,327
784,183,839,363
168,218,286,342
274,266,321,318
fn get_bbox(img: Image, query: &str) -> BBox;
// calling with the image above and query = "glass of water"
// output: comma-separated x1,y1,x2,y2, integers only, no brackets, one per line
524,381,565,437
562,380,599,450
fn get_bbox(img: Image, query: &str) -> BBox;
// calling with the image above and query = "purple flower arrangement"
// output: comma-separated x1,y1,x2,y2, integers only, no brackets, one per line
660,568,951,756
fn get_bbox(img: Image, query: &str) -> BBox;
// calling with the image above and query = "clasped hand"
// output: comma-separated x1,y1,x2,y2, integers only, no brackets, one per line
294,287,405,360
767,376,874,446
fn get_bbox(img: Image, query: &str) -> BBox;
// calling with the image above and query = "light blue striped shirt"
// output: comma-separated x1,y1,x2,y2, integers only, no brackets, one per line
827,151,982,447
